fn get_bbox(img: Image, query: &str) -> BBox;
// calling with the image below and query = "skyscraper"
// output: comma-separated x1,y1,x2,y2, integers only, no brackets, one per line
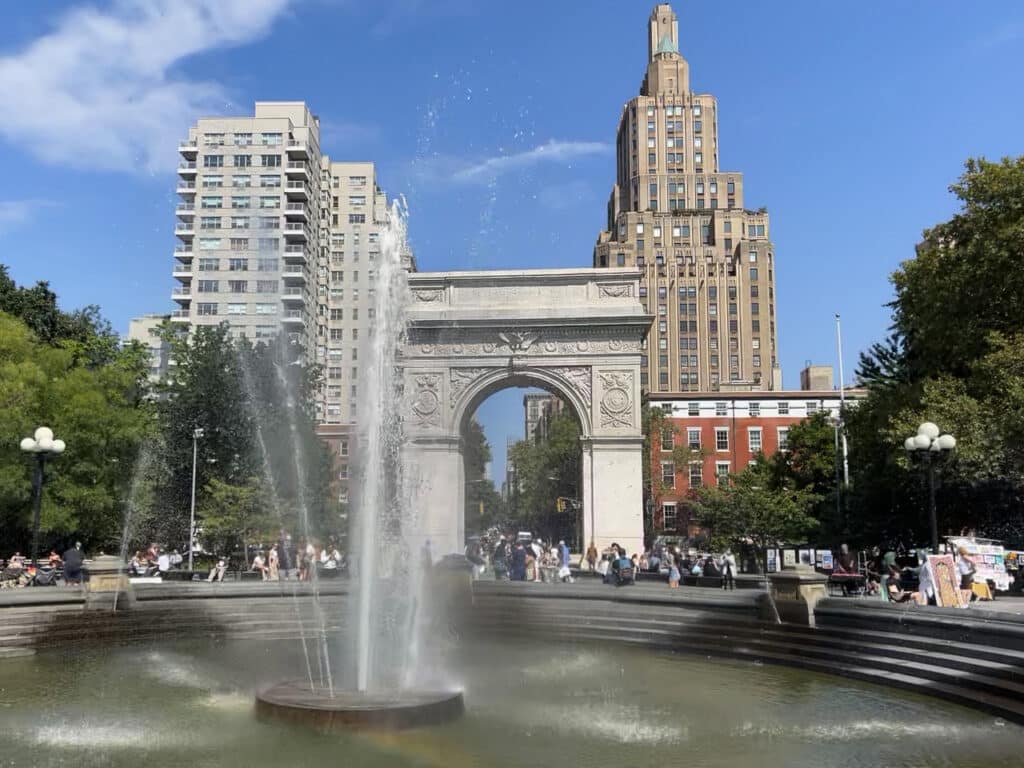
172,102,412,426
594,4,781,393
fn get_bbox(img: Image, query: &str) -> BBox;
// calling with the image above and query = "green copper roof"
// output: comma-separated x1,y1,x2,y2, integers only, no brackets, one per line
656,34,677,55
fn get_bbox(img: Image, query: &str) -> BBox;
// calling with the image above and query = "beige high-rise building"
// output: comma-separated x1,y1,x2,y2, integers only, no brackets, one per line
594,4,781,393
172,102,411,426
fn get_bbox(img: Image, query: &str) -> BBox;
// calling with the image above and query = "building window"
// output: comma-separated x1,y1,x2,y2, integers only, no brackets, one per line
196,303,217,316
660,461,676,488
715,428,729,451
749,402,761,417
748,428,763,453
687,428,701,450
806,401,819,414
661,427,674,451
203,155,223,168
753,355,762,367
716,462,730,487
778,401,789,415
778,428,790,451
687,402,700,416
715,401,727,417
662,503,677,530
688,462,703,488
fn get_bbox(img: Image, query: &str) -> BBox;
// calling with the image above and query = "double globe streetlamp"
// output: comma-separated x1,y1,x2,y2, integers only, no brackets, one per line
903,422,956,553
19,427,67,565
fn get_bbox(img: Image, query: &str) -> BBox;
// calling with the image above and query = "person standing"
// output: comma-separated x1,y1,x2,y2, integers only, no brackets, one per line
721,549,736,590
62,542,84,585
492,536,509,580
558,540,574,583
268,544,280,581
585,541,598,572
157,548,171,577
277,533,293,580
666,551,680,589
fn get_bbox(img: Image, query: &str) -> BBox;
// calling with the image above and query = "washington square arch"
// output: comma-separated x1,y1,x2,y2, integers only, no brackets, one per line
399,267,651,557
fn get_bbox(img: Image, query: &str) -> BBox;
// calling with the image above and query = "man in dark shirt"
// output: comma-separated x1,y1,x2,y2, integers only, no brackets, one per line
62,542,84,585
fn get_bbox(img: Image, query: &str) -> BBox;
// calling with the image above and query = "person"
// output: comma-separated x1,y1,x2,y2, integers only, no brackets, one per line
585,541,598,572
492,536,509,580
47,550,62,568
169,548,183,568
835,543,857,574
62,542,84,585
511,541,527,581
252,551,267,580
8,552,24,571
529,539,542,582
277,533,293,580
207,557,227,583
885,564,917,604
702,556,720,578
690,559,703,577
557,540,574,583
157,548,171,576
722,549,736,590
666,551,680,589
268,544,280,581
957,546,976,590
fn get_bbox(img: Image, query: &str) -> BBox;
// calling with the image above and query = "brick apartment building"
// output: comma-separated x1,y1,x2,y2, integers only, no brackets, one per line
647,385,864,536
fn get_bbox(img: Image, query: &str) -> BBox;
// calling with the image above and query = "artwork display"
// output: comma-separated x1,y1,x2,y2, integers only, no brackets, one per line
928,554,967,608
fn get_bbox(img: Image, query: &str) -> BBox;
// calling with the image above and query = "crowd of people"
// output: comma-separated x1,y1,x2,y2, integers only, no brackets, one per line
475,535,574,584
0,543,85,588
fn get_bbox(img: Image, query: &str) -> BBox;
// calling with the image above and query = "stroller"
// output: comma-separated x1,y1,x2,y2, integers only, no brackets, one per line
32,567,60,586
611,556,636,587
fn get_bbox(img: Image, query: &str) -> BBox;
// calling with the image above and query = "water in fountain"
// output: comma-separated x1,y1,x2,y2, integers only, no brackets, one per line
348,199,425,694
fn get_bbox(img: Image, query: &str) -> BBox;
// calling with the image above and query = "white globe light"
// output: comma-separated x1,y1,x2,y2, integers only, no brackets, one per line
52,439,66,454
929,440,940,452
913,434,932,450
937,434,956,451
20,437,37,452
904,437,917,451
34,426,54,443
37,437,54,452
917,422,940,440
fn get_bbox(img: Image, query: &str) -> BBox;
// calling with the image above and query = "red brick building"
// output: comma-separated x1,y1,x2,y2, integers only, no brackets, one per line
647,389,864,536
315,423,351,506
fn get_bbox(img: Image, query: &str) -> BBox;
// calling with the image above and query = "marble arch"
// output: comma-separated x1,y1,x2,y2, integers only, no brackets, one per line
401,268,651,557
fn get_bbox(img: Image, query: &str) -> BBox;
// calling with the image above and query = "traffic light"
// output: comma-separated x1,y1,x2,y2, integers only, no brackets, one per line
556,497,566,513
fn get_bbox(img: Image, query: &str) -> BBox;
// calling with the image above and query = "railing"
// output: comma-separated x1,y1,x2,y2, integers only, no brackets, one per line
286,161,306,170
172,261,192,271
174,223,194,232
283,266,304,274
283,310,304,320
173,245,192,253
284,223,306,232
179,139,197,148
177,181,195,190
176,203,195,211
178,161,196,170
170,310,190,318
172,287,191,296
287,139,306,148
285,203,305,211
283,288,304,296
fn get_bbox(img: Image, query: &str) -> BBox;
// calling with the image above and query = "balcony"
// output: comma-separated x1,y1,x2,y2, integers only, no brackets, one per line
283,246,308,263
175,202,195,217
173,245,193,260
281,310,305,324
283,222,307,240
178,161,197,176
169,310,190,322
172,261,192,277
285,161,309,180
171,286,192,303
286,139,308,157
285,181,309,200
174,223,195,239
176,180,196,193
282,288,305,302
284,203,308,220
178,139,198,156
282,264,306,277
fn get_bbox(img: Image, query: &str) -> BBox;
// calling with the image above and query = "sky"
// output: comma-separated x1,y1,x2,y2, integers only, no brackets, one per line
2,0,1023,480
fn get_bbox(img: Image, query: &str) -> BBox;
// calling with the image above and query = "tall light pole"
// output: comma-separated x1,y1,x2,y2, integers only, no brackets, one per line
835,314,850,488
904,422,956,552
19,427,66,565
188,427,204,572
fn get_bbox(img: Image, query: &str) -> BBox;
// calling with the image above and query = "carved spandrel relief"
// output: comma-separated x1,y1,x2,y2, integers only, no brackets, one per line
598,371,635,429
549,366,592,409
413,288,445,303
410,374,442,427
449,367,490,409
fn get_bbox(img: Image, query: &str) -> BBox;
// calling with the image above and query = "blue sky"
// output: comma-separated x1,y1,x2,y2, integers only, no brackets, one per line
2,1,1023,480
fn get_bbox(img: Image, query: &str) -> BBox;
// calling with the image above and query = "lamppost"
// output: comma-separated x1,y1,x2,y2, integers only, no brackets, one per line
188,427,204,572
19,427,66,565
903,422,956,552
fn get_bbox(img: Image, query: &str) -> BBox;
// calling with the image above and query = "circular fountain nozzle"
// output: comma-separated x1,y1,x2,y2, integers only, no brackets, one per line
255,681,464,731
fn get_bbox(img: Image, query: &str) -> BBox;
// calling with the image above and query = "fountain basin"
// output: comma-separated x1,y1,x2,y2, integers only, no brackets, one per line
255,682,464,731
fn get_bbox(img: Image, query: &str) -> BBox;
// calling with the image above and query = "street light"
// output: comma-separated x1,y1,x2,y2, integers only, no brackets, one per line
19,427,66,565
903,422,956,552
188,427,204,572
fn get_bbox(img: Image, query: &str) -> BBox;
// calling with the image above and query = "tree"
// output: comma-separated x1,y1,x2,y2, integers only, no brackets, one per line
462,418,503,532
691,462,820,564
0,311,153,553
642,405,709,540
197,477,274,559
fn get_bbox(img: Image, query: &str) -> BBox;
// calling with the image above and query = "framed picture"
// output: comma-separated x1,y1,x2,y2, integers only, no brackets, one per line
799,548,812,566
766,549,778,573
783,550,796,566
821,551,834,570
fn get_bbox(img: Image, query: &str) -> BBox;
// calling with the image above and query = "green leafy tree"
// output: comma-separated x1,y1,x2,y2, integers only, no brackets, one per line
0,312,153,552
462,418,504,532
196,477,274,560
691,462,820,565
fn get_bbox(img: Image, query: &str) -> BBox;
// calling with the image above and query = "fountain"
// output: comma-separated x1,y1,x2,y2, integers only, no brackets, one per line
255,201,464,730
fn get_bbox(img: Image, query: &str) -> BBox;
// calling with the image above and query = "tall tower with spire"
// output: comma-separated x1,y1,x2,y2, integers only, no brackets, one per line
595,4,780,394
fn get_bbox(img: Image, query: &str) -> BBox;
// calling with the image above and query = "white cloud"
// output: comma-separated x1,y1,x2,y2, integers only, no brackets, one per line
0,0,295,175
0,199,55,233
450,140,611,183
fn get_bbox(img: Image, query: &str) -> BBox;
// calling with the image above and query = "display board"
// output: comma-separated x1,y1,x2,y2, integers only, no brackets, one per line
948,537,1011,591
927,554,967,608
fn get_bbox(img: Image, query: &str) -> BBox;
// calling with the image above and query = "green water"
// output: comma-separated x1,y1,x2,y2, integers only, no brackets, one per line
0,637,1017,768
